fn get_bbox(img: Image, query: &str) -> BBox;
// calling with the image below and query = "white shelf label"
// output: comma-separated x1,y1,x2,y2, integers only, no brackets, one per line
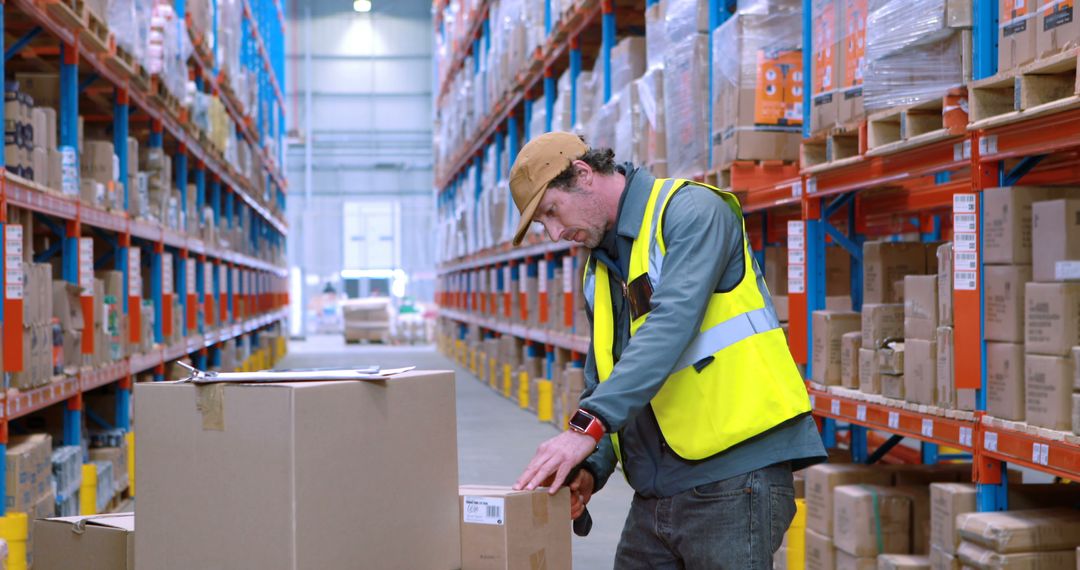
888,412,900,429
953,213,977,233
79,238,94,293
806,178,818,194
231,268,239,295
463,496,505,526
984,431,998,452
5,225,24,300
979,135,998,156
490,268,499,296
787,220,804,238
520,266,529,294
954,271,978,291
856,405,867,422
163,253,174,295
186,259,196,295
954,140,972,161
538,260,548,294
503,266,512,294
1032,443,1050,466
787,234,805,251
831,399,841,415
562,257,573,291
788,265,806,294
129,248,142,293
953,193,977,214
921,419,934,438
954,232,978,252
790,182,802,198
960,427,973,447
788,249,805,266
955,252,978,272
204,263,213,295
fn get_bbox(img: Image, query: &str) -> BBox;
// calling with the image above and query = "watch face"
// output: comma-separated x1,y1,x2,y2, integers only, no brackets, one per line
569,410,593,432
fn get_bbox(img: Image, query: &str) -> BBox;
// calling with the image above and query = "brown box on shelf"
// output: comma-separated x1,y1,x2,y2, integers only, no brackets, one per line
1072,393,1080,435
1037,0,1080,60
882,373,906,399
982,187,1078,264
833,485,912,557
998,0,1039,71
877,554,931,570
985,264,1032,343
862,303,905,349
774,295,789,323
905,275,939,341
859,347,882,394
133,370,462,570
958,541,1076,569
1025,282,1080,356
1074,346,1080,388
936,327,957,408
813,310,862,385
33,514,134,570
810,0,841,135
5,433,52,516
957,507,1080,553
1025,353,1075,431
81,140,116,187
987,342,1026,421
863,241,927,305
879,342,905,375
938,243,954,326
15,73,60,109
835,551,877,570
805,464,894,537
931,483,977,555
841,331,862,389
806,528,836,570
905,339,938,406
458,486,571,570
1032,199,1080,282
930,545,961,570
765,246,788,296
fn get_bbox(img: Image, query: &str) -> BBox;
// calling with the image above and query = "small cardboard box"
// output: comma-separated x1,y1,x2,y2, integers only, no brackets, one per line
958,540,1076,569
805,464,894,537
835,550,877,570
929,545,960,570
1032,199,1080,282
841,331,862,389
905,339,938,406
985,265,1032,343
1025,282,1080,356
134,370,462,570
882,374,906,399
938,243,954,327
813,310,862,385
863,241,927,305
877,554,931,570
459,486,571,570
1025,354,1075,431
1037,0,1080,60
862,303,905,349
987,342,1026,421
806,528,836,570
33,513,134,570
998,0,1039,71
983,187,1078,264
859,347,882,394
879,342,905,376
931,483,977,554
935,327,956,408
905,275,939,341
833,485,912,557
957,507,1080,553
6,433,52,514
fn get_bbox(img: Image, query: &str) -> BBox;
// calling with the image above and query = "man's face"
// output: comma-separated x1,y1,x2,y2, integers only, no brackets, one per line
533,183,608,249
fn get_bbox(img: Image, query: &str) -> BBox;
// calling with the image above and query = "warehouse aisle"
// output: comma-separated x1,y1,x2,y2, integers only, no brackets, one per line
281,336,634,568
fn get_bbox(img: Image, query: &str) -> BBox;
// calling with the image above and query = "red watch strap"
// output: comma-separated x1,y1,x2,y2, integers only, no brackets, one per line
582,412,605,443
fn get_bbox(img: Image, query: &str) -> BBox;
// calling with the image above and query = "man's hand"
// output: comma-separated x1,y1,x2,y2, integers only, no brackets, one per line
513,430,598,494
569,469,595,520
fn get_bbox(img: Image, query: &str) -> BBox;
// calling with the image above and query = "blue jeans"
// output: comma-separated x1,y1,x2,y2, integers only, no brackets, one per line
613,462,796,569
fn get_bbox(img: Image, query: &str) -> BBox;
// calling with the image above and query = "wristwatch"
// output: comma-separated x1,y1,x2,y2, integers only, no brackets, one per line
568,409,605,444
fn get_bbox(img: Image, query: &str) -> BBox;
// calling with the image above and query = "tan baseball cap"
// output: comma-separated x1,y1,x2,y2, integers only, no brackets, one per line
509,132,588,246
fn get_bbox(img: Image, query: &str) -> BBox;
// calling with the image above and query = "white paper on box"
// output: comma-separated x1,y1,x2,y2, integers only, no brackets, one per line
79,238,94,294
128,247,141,294
503,266,512,293
1056,261,1080,281
538,260,548,293
185,259,196,295
163,253,174,295
563,257,573,291
463,496,505,526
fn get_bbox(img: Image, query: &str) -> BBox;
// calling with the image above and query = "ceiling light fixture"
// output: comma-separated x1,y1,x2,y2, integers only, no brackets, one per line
353,0,372,12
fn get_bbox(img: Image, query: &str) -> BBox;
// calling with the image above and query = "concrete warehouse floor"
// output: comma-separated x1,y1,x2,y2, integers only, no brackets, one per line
281,336,634,568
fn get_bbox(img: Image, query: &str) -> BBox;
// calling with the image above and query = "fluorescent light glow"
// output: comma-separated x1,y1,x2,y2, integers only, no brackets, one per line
353,0,372,12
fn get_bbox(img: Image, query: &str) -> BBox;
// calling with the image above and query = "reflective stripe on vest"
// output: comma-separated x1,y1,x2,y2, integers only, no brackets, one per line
673,306,780,373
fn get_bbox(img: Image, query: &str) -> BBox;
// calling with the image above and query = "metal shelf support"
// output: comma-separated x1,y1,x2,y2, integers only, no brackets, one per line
114,88,130,211
601,0,614,103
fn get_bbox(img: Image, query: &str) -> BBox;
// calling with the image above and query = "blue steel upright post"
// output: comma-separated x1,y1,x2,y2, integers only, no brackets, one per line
602,1,614,103
60,41,83,449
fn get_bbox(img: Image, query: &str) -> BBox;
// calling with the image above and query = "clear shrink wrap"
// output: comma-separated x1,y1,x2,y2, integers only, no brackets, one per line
663,34,710,178
635,67,667,176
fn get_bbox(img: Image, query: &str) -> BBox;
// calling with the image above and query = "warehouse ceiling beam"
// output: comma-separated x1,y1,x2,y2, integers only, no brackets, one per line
4,25,41,62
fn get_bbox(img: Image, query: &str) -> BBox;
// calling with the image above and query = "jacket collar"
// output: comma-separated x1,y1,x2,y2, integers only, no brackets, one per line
616,164,656,240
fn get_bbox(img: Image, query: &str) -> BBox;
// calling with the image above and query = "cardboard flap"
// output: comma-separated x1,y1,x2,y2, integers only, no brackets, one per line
178,365,416,384
48,513,135,532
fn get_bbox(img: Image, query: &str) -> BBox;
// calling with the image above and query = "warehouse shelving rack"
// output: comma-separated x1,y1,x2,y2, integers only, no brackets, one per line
0,0,289,538
434,0,1080,517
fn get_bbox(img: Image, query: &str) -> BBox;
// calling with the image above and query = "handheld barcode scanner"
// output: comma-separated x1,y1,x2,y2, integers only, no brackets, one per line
566,465,593,537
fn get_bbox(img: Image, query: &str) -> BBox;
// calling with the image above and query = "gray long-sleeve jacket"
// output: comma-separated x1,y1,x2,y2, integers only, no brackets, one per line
577,165,826,498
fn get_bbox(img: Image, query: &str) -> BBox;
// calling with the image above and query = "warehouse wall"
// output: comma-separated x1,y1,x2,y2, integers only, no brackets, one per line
286,0,435,335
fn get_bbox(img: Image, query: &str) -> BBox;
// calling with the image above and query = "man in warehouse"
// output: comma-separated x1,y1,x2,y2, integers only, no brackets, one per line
510,132,826,568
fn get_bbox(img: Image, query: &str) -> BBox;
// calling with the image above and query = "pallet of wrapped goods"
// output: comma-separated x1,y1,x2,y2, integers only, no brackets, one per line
342,298,392,344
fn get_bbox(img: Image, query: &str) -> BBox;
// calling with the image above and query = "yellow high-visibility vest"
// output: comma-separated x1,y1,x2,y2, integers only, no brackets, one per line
584,178,811,461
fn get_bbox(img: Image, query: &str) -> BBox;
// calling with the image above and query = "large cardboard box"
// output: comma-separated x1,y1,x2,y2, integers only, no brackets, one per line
930,545,961,570
862,303,905,349
1025,282,1080,356
958,508,1080,553
1025,354,1075,430
841,331,863,389
459,486,570,570
806,528,837,570
936,327,956,408
1032,199,1080,282
6,433,52,515
999,0,1039,71
987,342,1026,421
983,187,1078,264
134,370,462,569
859,347,882,394
34,514,134,570
878,554,931,570
863,241,927,305
833,485,912,557
905,339,938,406
835,550,877,569
931,483,978,555
805,464,894,537
958,541,1076,569
813,310,862,385
1037,0,1080,60
811,0,842,135
938,244,954,327
905,275,939,341
985,265,1032,343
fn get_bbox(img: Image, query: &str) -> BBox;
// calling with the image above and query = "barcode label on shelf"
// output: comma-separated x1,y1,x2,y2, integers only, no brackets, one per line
806,178,818,194
787,233,804,251
984,432,998,452
538,261,548,293
888,412,900,429
856,405,867,422
921,419,934,438
979,135,998,156
61,146,78,196
520,268,529,294
789,182,802,198
186,259,196,295
1033,443,1050,466
953,140,972,161
960,427,973,447
954,271,978,290
79,238,94,293
788,249,805,266
788,265,806,294
163,253,174,295
953,193,977,213
955,252,979,272
563,257,573,290
953,214,977,233
231,268,239,294
831,400,841,415
954,232,978,252
463,496,504,526
205,263,213,295
787,221,805,238
503,266,512,292
129,248,142,293
5,225,24,300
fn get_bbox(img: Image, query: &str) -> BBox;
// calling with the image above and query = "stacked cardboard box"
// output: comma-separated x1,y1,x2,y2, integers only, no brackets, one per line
957,508,1080,569
342,298,392,343
13,263,56,390
7,433,54,568
812,310,861,386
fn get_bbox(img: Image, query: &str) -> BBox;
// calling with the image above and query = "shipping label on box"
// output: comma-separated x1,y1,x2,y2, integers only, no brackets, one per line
1031,198,1080,282
459,486,571,570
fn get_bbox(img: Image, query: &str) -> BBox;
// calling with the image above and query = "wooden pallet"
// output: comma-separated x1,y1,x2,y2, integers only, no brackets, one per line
969,47,1080,128
41,0,87,29
801,122,865,174
865,87,968,157
131,62,151,93
106,44,137,78
713,160,799,194
80,9,112,55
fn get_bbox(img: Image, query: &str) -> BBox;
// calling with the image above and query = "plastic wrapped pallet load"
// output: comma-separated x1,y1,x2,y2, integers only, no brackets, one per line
662,33,709,178
342,298,392,343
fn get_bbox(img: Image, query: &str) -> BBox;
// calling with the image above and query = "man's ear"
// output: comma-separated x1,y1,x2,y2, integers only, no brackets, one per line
574,161,592,187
